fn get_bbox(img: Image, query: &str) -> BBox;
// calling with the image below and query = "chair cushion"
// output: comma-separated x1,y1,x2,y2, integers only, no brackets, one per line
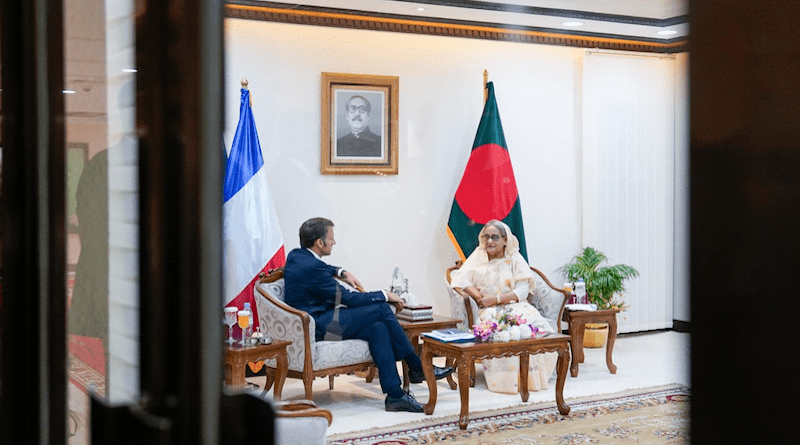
528,275,564,332
312,339,372,370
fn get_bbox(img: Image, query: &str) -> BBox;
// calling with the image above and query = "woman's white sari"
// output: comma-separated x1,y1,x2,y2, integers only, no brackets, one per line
450,221,557,394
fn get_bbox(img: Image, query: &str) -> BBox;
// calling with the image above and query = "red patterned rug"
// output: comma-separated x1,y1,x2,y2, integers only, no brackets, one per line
326,384,689,445
68,335,106,397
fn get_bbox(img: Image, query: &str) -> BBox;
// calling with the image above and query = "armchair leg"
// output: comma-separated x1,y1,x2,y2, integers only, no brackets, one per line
470,360,476,387
328,375,335,390
366,366,376,383
303,377,314,400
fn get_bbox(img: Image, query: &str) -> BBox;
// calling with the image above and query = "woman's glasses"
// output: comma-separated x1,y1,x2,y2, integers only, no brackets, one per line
481,234,503,242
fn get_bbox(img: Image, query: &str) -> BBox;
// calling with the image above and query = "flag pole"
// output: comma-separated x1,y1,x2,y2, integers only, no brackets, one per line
241,77,252,107
483,69,488,103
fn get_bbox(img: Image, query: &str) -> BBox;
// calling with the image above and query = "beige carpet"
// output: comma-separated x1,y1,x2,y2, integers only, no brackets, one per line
326,384,689,445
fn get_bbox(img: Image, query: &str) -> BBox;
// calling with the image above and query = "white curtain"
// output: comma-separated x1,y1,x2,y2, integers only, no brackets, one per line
581,51,676,333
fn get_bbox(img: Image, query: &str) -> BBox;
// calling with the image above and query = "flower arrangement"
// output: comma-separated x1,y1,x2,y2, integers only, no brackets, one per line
472,309,543,342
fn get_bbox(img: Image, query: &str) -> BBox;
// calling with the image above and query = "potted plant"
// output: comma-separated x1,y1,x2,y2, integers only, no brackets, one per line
561,247,639,347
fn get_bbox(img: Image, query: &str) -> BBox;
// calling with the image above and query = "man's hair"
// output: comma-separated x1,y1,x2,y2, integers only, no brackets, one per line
299,217,334,248
345,95,371,113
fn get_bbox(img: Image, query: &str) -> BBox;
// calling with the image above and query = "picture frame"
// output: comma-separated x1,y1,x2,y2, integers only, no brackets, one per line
321,72,399,175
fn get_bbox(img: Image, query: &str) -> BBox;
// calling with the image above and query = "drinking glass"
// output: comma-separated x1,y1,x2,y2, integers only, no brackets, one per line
224,307,238,344
238,310,250,345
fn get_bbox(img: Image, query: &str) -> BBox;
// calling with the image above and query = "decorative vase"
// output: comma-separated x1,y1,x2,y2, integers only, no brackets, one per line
584,322,609,348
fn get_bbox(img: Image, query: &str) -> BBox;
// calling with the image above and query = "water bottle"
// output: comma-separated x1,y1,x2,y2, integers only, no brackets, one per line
575,279,587,305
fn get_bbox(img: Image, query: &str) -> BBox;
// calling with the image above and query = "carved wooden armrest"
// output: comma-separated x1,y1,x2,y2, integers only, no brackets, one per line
273,400,333,426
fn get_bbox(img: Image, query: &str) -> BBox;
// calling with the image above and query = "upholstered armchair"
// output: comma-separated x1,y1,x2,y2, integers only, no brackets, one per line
253,268,376,401
445,261,569,385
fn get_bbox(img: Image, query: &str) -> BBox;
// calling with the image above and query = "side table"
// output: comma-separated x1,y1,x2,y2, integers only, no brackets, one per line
224,340,290,400
562,308,620,377
398,315,460,391
421,334,571,430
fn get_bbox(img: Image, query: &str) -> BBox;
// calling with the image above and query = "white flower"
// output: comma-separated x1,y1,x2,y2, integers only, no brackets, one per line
518,324,533,339
508,325,521,341
493,330,511,342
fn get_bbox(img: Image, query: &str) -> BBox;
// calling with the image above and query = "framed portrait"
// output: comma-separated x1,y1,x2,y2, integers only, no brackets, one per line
321,72,399,175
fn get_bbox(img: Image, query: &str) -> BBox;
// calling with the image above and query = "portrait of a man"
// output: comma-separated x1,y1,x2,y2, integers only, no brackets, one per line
336,94,383,158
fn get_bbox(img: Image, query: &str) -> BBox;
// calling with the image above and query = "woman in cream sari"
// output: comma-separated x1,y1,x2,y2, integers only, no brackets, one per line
449,220,557,394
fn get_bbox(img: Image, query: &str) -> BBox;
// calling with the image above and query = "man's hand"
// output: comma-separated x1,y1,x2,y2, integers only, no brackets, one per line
386,291,404,312
342,270,363,290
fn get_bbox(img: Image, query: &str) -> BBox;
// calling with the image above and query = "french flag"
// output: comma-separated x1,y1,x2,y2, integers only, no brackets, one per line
223,88,285,329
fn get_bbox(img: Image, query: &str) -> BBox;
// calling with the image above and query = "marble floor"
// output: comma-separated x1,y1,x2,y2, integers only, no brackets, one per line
247,329,690,436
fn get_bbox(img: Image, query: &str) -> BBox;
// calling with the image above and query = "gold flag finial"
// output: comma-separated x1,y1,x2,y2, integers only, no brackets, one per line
483,70,488,103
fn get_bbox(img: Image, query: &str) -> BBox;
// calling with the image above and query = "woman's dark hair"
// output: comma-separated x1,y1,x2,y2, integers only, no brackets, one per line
299,217,334,248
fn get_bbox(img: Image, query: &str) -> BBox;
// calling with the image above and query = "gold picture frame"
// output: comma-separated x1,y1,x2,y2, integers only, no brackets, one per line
321,72,399,175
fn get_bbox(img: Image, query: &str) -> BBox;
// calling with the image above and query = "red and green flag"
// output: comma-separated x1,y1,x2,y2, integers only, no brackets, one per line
447,81,528,261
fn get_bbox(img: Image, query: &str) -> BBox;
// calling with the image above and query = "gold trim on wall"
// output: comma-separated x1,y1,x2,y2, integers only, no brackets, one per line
225,4,687,54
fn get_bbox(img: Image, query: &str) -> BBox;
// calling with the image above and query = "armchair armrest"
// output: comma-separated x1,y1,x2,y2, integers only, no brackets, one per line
274,400,333,426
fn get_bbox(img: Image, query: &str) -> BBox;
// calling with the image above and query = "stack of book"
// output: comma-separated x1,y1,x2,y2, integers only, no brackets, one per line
396,304,433,322
422,328,476,343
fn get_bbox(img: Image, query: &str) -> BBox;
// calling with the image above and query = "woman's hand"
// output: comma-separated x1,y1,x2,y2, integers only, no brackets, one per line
477,292,498,308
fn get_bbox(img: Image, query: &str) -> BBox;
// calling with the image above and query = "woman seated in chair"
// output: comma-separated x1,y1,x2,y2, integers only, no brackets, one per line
449,219,557,394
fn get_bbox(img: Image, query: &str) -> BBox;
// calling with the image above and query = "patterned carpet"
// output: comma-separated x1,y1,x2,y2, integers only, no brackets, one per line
326,384,689,445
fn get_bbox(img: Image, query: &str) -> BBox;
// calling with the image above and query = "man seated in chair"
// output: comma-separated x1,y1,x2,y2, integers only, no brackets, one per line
284,217,454,412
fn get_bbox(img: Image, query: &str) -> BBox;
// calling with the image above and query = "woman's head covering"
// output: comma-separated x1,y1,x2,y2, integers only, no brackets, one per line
477,219,520,260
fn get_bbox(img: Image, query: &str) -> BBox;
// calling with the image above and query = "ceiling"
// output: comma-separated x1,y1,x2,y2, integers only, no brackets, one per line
243,0,689,41
62,1,688,121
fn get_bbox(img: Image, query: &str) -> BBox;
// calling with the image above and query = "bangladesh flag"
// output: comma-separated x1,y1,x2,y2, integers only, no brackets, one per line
447,82,528,262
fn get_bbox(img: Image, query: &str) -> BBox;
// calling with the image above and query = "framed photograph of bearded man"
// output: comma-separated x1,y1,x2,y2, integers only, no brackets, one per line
321,72,399,175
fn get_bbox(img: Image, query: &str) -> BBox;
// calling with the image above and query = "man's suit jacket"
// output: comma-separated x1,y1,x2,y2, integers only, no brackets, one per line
284,248,385,320
336,127,381,157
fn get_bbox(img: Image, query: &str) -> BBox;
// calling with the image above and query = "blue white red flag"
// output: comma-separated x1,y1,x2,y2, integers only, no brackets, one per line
223,88,286,329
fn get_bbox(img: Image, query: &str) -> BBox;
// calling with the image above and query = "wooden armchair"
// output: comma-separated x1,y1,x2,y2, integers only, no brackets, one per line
445,261,570,385
253,268,375,401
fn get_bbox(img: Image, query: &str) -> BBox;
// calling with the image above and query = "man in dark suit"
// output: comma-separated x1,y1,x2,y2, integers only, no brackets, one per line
336,95,382,157
284,217,454,412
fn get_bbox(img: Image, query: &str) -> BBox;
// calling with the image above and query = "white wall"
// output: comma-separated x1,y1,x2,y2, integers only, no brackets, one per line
224,19,689,327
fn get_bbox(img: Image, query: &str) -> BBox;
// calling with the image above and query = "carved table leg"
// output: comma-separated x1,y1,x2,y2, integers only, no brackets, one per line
230,356,246,387
605,317,618,374
570,320,585,377
555,345,571,415
457,352,471,430
422,344,437,415
519,353,530,403
273,353,287,401
402,362,410,391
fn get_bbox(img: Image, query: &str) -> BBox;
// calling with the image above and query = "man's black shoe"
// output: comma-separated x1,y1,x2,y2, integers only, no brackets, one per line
385,393,424,412
408,365,454,384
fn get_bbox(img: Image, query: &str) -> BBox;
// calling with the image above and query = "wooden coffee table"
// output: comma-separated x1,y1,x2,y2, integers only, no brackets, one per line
224,340,290,400
562,308,620,377
398,315,460,391
421,334,571,429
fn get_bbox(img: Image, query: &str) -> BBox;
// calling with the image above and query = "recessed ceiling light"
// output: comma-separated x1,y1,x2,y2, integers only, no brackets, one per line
122,68,137,73
657,30,678,35
562,21,583,27
62,89,76,94
417,7,425,12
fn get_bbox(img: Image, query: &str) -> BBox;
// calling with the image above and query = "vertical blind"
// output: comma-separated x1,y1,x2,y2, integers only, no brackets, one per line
582,51,676,333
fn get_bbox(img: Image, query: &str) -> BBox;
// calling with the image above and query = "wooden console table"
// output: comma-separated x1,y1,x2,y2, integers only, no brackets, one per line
420,334,571,430
562,308,620,377
224,340,290,400
398,315,460,391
